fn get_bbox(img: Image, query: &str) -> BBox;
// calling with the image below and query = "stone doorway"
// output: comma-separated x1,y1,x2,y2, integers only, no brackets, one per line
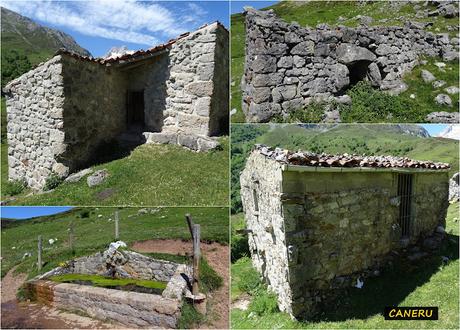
347,60,372,87
127,90,145,131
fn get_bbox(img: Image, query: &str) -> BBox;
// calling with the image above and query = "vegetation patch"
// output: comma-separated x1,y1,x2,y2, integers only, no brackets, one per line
49,273,167,293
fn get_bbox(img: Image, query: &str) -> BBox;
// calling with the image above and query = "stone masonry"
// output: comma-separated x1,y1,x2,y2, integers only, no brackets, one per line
240,146,450,318
27,251,191,327
4,22,229,189
242,7,459,122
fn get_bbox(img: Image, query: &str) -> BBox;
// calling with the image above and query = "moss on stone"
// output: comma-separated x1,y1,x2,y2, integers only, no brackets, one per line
49,273,167,290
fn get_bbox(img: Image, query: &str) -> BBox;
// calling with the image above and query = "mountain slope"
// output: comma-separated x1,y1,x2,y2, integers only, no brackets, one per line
438,124,460,140
1,7,91,86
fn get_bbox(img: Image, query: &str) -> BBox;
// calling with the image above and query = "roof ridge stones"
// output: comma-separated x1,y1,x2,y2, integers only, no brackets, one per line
254,144,450,170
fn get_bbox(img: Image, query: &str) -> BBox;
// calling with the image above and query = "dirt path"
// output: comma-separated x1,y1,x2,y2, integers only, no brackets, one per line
1,266,120,329
131,239,229,329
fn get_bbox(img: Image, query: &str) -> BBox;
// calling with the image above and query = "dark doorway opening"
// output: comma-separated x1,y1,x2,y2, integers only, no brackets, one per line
127,90,145,131
347,60,372,87
397,173,413,238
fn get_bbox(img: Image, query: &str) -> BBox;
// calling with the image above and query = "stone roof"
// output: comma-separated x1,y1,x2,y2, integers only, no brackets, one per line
254,144,450,170
54,21,227,66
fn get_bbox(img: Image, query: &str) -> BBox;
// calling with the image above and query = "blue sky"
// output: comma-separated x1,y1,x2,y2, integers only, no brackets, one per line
231,0,277,14
0,206,74,219
419,124,448,136
1,0,229,57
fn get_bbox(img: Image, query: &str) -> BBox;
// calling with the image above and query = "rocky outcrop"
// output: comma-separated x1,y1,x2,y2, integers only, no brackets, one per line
449,172,459,202
242,7,459,122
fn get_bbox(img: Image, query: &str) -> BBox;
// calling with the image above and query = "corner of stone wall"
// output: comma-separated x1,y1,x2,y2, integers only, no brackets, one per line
5,55,68,189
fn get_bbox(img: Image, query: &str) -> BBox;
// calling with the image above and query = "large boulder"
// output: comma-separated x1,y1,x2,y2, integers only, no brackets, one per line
87,169,109,187
336,43,376,64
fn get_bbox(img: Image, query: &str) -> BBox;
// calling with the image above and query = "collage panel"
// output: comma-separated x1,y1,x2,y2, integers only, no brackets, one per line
230,123,459,328
231,1,459,124
1,206,229,328
1,1,230,207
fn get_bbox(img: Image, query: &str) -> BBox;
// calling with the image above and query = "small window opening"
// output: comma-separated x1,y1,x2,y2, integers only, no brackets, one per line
397,173,413,237
253,189,259,212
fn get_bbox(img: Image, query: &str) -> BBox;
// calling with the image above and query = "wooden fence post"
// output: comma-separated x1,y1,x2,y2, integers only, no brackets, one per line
69,221,75,255
37,235,42,271
192,224,201,295
115,211,119,240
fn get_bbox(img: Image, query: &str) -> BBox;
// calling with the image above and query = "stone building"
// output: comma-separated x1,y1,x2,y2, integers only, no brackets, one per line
242,7,459,122
240,145,450,318
4,22,228,189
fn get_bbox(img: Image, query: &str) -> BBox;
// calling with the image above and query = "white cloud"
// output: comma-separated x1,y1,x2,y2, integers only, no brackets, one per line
1,0,209,46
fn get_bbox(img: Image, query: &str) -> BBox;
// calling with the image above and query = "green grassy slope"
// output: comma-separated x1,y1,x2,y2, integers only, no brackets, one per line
1,96,229,206
1,206,229,279
231,0,460,123
3,139,229,206
231,202,459,329
231,124,459,213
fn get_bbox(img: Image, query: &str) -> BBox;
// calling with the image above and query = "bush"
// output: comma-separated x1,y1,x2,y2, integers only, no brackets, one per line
249,290,279,316
340,81,425,123
236,257,262,294
231,215,250,262
3,179,26,196
44,172,64,191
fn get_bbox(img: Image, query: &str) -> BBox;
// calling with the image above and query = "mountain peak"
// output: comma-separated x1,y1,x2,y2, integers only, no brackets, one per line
1,6,91,57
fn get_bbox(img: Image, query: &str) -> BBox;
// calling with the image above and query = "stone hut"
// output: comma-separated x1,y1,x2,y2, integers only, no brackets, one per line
240,145,450,318
4,22,228,189
242,7,459,122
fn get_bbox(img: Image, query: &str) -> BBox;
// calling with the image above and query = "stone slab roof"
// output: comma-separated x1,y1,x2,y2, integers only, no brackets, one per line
54,21,227,66
254,144,450,170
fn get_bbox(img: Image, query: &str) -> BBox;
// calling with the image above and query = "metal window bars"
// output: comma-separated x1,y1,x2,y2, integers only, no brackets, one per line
397,173,414,237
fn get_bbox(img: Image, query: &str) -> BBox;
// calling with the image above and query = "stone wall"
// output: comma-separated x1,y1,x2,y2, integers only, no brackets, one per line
240,152,294,314
5,55,66,188
28,252,191,327
241,152,450,318
242,7,459,122
164,22,229,137
60,54,127,172
72,251,179,282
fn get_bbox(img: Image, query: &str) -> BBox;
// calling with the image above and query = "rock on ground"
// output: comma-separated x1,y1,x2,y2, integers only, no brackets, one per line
64,168,93,183
87,169,109,187
434,94,452,106
426,111,459,123
421,69,436,82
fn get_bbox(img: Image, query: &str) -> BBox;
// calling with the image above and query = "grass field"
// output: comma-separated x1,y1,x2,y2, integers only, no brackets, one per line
231,202,459,329
1,207,229,279
230,0,459,123
1,97,229,206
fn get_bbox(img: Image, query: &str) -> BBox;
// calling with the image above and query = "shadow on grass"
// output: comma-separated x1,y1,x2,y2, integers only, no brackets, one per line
310,234,459,322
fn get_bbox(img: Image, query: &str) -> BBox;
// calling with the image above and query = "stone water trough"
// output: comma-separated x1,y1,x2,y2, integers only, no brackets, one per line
24,242,191,328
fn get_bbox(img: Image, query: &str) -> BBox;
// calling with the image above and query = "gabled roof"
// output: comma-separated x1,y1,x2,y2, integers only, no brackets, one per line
254,144,450,170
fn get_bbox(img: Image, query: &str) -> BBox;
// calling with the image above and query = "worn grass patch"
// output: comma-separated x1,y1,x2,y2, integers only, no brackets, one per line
1,207,229,279
231,202,459,329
